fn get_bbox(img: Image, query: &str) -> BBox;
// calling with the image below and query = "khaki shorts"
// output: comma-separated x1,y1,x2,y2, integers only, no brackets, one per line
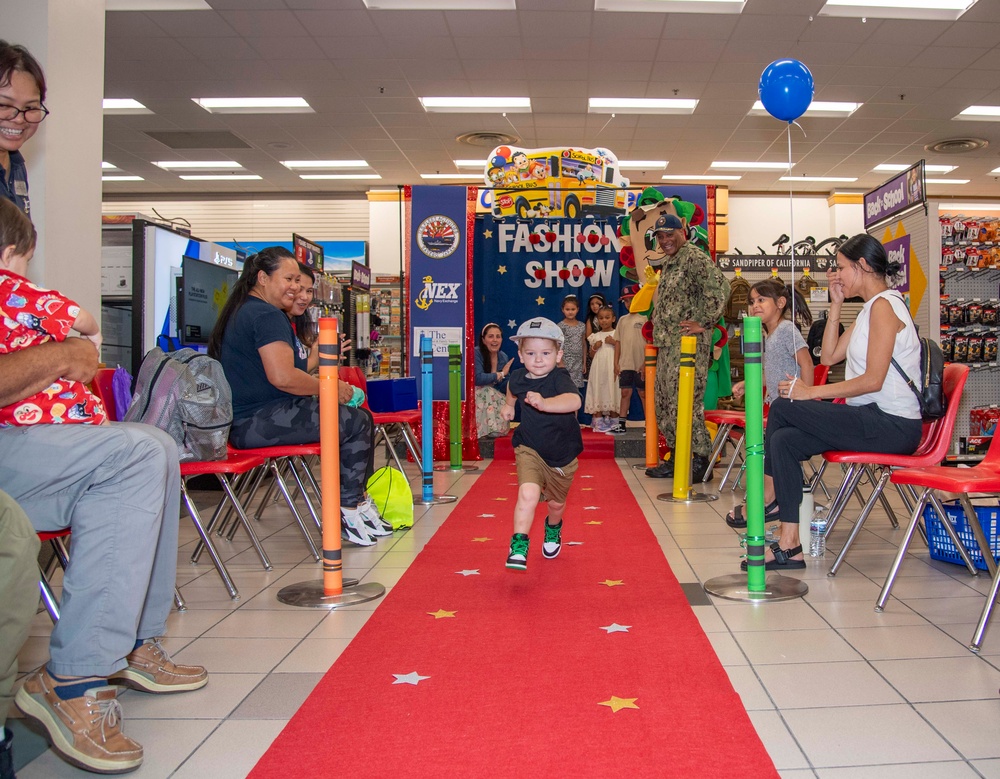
514,445,579,504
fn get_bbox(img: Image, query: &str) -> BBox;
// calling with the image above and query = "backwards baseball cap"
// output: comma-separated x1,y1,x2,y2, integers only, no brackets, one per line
510,317,564,347
652,213,684,234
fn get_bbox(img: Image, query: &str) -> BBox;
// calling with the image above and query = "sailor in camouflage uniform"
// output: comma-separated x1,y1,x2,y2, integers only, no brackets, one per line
645,214,730,481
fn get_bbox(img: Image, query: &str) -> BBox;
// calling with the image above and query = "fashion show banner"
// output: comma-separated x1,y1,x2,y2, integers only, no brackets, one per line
406,185,472,401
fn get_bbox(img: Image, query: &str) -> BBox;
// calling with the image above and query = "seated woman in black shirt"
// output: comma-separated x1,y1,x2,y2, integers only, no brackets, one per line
208,247,386,546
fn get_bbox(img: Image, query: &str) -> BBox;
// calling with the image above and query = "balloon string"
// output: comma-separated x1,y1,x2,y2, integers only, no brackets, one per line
787,121,798,374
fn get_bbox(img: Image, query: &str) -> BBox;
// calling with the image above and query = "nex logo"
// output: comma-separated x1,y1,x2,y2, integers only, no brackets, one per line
415,276,461,310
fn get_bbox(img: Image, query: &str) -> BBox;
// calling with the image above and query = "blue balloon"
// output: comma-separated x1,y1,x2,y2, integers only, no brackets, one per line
758,59,814,123
490,155,507,168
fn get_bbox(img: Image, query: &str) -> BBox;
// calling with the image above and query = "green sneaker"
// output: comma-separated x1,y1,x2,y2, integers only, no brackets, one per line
506,533,529,570
542,518,563,559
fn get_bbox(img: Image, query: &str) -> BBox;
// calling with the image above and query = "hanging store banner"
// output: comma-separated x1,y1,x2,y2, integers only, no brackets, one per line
864,161,926,229
407,185,471,400
716,254,836,273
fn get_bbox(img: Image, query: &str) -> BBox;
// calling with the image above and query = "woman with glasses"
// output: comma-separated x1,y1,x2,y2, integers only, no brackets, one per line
0,41,48,217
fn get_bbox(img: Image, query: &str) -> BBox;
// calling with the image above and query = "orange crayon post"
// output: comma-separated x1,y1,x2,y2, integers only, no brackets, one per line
644,344,658,468
318,318,343,597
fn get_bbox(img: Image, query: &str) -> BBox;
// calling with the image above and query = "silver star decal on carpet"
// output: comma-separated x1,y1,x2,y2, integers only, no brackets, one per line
392,672,430,685
600,623,631,633
567,541,583,546
455,569,480,576
583,506,600,510
476,513,495,518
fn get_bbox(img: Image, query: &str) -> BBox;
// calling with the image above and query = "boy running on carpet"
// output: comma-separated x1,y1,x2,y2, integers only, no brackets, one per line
501,317,584,571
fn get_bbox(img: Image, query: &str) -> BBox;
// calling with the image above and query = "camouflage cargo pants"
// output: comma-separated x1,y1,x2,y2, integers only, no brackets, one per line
230,396,374,506
654,339,712,458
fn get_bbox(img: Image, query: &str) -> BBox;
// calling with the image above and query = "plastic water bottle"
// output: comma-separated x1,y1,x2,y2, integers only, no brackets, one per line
809,507,828,557
798,491,813,553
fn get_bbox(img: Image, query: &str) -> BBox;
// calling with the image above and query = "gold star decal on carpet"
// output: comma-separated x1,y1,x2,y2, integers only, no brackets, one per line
483,229,493,239
580,474,594,478
600,623,631,633
428,609,456,619
392,672,430,686
472,537,491,542
600,579,624,587
585,520,602,525
536,295,545,305
493,496,507,501
497,264,506,275
455,569,480,576
599,696,638,712
582,487,594,491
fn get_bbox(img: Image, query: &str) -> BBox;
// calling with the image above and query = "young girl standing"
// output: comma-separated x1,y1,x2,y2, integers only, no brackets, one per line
583,292,607,376
726,279,813,528
557,294,586,392
585,305,619,432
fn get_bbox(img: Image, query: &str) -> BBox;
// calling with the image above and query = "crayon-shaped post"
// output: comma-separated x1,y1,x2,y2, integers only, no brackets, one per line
420,335,434,503
671,335,697,500
318,318,343,597
742,316,767,593
448,344,462,468
645,344,658,469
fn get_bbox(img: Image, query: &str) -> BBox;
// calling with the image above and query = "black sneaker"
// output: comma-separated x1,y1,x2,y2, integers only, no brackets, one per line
606,421,627,435
542,519,563,559
506,533,529,570
692,455,714,484
0,728,13,779
645,459,674,478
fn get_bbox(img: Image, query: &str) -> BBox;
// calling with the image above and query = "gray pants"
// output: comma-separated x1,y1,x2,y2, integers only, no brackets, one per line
0,490,39,728
0,423,180,678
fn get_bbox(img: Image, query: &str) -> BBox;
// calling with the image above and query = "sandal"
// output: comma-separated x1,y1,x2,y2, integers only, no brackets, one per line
740,543,806,571
725,499,779,529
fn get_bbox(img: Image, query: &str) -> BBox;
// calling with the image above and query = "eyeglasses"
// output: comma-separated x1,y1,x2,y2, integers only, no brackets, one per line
0,103,49,123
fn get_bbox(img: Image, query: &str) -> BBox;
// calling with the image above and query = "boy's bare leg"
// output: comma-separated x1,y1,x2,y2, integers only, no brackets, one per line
513,483,542,535
618,387,632,420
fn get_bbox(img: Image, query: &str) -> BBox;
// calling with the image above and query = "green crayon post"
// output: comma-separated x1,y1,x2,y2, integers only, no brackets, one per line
742,316,766,593
448,344,462,468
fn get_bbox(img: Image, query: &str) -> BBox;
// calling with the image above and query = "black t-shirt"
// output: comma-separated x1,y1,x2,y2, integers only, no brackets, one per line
221,296,306,419
508,366,584,468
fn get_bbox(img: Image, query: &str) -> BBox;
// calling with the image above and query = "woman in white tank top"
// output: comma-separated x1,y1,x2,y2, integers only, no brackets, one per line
734,234,924,572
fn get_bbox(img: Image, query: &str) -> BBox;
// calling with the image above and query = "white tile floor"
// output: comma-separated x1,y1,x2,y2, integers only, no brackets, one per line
11,452,1000,778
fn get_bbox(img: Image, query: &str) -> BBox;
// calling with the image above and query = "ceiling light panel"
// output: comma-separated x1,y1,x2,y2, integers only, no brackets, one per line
926,178,970,184
179,174,262,181
780,176,858,182
419,97,531,113
595,0,746,13
192,97,313,114
280,160,370,169
874,163,956,173
299,174,383,180
155,161,242,170
420,174,484,180
618,160,668,169
956,105,1000,120
662,175,742,181
819,0,978,21
102,175,144,181
363,0,514,8
711,161,792,170
103,98,151,115
454,160,488,168
101,162,117,169
589,98,697,114
749,100,861,117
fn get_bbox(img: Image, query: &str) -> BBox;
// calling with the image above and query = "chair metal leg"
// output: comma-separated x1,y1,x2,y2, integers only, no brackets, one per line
181,482,240,600
268,460,321,561
38,572,60,622
399,424,424,466
375,424,410,474
719,431,745,491
928,492,979,576
217,474,272,571
876,489,932,612
823,463,864,539
866,465,899,528
174,587,186,611
961,494,998,579
287,456,321,531
828,468,891,576
970,555,1000,652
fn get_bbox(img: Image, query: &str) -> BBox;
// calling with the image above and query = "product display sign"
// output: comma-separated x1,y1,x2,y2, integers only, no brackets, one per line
293,233,324,271
351,261,371,291
864,161,925,229
717,254,835,273
408,186,469,399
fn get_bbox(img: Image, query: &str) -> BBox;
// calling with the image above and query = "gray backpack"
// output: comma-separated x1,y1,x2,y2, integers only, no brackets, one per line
124,347,233,461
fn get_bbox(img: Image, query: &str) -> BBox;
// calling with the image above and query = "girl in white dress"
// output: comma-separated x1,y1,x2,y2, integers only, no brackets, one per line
585,305,619,432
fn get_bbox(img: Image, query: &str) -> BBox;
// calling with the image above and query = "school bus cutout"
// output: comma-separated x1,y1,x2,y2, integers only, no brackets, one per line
485,145,630,219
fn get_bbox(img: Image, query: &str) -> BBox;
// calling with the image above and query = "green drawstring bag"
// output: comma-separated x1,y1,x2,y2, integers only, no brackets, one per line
366,466,414,530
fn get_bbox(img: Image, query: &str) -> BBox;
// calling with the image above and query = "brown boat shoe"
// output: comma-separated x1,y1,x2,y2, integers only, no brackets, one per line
109,640,208,694
15,667,143,774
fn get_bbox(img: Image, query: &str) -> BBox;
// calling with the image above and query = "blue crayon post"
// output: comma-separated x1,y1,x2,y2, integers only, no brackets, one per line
415,335,457,506
703,316,807,603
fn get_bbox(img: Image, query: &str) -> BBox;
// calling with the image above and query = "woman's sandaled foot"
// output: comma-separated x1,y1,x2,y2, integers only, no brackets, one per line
740,542,806,571
725,499,779,529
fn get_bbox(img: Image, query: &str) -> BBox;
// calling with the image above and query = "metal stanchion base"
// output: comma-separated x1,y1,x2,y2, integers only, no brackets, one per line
657,491,719,504
433,464,480,472
415,494,458,505
703,573,808,602
276,580,385,608
634,463,657,471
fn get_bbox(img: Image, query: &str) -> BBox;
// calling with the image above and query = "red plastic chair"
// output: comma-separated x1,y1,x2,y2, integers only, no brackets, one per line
883,433,1000,649
824,364,970,577
36,529,71,622
341,366,422,474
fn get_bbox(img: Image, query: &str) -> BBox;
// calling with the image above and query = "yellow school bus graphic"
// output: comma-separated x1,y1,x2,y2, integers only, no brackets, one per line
485,146,630,219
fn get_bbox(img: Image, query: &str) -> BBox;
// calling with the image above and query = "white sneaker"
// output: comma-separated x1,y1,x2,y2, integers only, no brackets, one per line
341,509,376,546
358,497,393,537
